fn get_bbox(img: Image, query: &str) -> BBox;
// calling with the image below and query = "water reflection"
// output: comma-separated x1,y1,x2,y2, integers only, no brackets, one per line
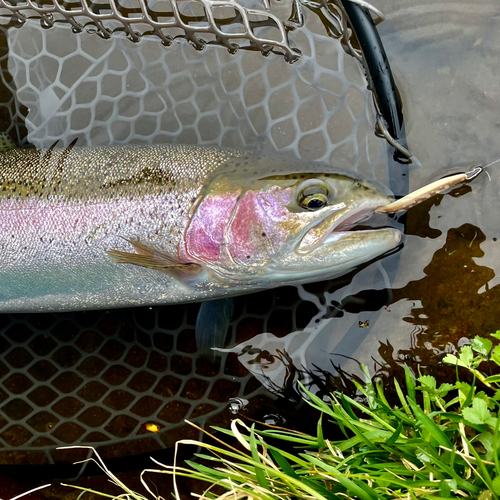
221,216,498,407
395,223,494,346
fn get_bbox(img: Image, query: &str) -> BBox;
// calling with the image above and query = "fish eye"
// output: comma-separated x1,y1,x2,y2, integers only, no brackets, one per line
301,193,328,210
297,179,330,211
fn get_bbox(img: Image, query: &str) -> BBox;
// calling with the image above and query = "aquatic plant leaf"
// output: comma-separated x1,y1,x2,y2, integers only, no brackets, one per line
420,380,455,400
471,336,493,357
449,479,458,493
462,398,496,427
339,394,358,421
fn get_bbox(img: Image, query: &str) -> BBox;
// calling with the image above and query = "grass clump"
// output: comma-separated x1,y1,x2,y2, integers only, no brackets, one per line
64,333,500,500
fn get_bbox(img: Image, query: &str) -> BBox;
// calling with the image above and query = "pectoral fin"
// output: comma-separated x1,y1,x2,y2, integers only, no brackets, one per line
195,298,234,361
107,238,201,275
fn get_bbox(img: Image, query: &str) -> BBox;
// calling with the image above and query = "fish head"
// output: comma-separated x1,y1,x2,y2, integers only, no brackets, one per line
183,155,401,285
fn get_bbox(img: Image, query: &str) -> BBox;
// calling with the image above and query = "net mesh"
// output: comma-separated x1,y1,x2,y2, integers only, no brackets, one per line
0,0,390,464
1,9,387,178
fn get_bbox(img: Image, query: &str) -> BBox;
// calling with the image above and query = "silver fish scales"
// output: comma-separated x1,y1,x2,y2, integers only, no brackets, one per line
0,142,401,312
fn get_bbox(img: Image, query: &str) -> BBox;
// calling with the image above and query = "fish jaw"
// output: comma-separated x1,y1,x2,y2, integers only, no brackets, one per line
267,228,402,283
296,197,389,254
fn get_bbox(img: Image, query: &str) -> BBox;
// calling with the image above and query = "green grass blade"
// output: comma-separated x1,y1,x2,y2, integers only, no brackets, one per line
249,424,270,490
384,420,404,447
339,393,359,420
269,448,299,479
305,456,379,500
459,434,497,496
407,399,453,448
405,365,416,402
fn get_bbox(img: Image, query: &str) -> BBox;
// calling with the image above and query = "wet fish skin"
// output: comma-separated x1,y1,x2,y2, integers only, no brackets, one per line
0,143,401,312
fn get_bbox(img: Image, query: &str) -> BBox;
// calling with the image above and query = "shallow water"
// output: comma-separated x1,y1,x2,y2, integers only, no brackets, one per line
0,0,498,488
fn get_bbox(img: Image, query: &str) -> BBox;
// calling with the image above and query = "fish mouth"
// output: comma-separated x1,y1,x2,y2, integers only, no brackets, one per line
297,199,389,254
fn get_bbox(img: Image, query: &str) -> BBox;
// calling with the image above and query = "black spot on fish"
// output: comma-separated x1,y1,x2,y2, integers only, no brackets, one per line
261,232,266,237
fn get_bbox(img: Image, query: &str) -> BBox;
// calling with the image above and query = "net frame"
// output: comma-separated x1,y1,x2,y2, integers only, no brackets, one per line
0,0,301,60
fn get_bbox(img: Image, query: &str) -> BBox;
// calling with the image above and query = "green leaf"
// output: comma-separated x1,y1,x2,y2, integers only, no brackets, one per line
437,383,455,396
472,336,493,356
459,345,475,367
442,353,460,366
418,375,436,390
476,391,495,409
491,331,500,341
478,432,495,462
485,375,500,384
492,345,500,365
492,476,500,495
456,381,474,407
462,397,496,426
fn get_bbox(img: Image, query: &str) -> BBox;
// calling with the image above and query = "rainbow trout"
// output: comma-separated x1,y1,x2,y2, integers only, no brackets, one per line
0,141,401,313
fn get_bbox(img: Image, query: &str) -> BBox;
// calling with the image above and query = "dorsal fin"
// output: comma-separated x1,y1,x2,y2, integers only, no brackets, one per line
0,132,17,153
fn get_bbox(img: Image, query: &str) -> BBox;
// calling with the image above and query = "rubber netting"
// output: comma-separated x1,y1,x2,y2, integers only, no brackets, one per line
0,2,391,464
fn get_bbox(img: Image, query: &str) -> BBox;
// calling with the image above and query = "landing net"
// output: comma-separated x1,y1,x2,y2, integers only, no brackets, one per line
0,0,398,471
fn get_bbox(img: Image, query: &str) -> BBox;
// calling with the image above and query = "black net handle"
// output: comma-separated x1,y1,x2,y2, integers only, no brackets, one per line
340,0,411,194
